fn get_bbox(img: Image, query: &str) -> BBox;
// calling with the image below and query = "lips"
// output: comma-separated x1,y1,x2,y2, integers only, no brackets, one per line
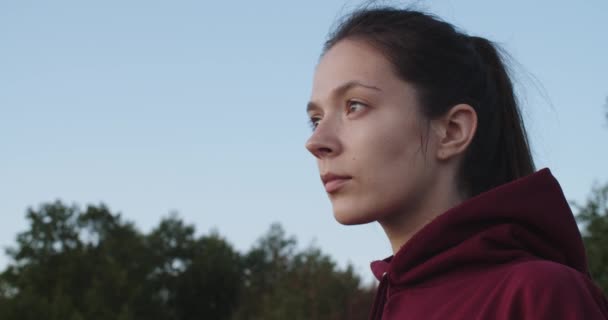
321,173,352,193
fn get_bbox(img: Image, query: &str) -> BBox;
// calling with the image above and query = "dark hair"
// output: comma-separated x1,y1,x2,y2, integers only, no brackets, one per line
323,7,535,197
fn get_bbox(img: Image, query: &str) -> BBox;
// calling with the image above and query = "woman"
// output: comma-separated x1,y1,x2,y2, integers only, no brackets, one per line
304,7,608,319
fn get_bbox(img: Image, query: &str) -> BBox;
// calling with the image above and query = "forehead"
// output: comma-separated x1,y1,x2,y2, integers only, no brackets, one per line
311,39,398,99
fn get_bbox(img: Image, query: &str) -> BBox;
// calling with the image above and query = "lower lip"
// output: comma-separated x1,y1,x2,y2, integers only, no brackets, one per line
324,178,351,193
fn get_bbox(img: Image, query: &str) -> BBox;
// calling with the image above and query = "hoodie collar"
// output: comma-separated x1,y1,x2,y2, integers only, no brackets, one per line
370,168,588,285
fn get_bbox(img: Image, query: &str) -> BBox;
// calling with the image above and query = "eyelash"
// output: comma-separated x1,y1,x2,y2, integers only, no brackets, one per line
308,100,368,131
308,116,321,131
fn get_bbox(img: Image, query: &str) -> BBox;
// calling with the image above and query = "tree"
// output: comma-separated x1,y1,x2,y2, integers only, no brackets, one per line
0,202,155,320
175,233,242,320
577,184,608,293
146,215,242,320
233,223,373,320
1,202,373,319
0,202,242,320
575,98,608,294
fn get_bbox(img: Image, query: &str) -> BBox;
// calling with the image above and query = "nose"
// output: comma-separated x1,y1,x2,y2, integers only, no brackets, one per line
305,122,341,159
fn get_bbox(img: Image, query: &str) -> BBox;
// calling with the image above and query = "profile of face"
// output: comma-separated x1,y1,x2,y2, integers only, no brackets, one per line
305,39,442,225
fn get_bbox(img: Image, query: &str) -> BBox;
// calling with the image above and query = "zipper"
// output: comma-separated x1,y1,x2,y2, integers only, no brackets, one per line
369,272,389,320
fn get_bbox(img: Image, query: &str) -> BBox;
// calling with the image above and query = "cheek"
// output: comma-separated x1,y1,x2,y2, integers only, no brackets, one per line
358,120,428,208
330,113,430,224
359,116,424,170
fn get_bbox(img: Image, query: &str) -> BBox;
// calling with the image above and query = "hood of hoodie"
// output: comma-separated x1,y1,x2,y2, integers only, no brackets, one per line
370,168,588,287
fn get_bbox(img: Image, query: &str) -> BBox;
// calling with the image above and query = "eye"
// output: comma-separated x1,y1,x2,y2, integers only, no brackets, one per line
346,100,367,115
308,116,321,131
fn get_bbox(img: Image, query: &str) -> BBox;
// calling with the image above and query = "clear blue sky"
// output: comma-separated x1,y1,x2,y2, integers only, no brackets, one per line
2,0,607,282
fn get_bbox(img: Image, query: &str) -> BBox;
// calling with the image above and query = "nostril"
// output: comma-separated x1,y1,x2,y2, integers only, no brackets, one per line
313,146,333,159
305,133,338,158
306,140,332,157
318,147,332,155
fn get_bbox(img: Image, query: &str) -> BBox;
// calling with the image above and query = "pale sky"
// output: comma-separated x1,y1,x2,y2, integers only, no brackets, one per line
2,0,607,283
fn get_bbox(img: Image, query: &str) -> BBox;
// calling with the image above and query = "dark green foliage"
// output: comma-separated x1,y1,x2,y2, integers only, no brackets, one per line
0,202,374,319
233,224,373,320
573,101,608,294
576,184,608,293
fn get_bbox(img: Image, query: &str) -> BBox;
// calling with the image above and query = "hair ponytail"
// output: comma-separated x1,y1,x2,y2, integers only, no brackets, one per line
463,36,535,196
324,8,536,197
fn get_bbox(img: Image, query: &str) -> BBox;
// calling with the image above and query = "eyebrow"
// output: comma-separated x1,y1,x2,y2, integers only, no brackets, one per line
306,80,382,113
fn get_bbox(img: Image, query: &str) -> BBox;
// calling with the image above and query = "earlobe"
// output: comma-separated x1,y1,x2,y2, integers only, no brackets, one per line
435,104,477,161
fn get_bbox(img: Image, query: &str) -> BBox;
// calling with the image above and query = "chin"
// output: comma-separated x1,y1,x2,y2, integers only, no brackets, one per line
332,207,375,225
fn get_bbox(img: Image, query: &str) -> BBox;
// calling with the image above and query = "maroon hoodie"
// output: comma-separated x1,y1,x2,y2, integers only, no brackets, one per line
369,168,608,319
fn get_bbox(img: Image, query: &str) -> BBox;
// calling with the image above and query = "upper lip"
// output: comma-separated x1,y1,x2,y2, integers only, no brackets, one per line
321,173,352,185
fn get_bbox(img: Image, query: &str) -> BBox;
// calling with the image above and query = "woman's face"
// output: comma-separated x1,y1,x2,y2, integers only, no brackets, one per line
306,39,439,225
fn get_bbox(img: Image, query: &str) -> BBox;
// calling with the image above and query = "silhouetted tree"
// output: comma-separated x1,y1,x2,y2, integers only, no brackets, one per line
577,182,608,294
233,223,373,320
575,98,608,293
1,203,374,319
0,202,241,320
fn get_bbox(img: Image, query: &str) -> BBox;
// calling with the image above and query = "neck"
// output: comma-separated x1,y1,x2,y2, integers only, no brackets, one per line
379,210,437,254
379,173,466,255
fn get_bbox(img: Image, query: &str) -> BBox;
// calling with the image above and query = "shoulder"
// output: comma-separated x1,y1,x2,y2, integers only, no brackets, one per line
505,259,588,288
503,259,600,298
500,260,608,319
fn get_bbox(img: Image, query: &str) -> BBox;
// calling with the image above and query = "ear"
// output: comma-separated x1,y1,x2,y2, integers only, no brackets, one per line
432,104,477,161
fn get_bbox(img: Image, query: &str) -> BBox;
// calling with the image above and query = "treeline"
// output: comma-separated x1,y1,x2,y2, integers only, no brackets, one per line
576,104,608,294
0,202,374,320
1,184,607,320
577,183,608,293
